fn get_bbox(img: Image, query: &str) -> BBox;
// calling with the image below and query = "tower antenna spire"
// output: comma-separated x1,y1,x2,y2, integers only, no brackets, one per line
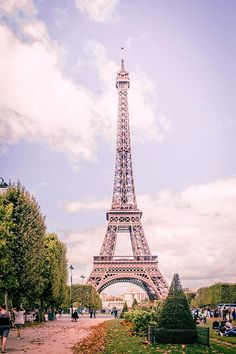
121,47,125,70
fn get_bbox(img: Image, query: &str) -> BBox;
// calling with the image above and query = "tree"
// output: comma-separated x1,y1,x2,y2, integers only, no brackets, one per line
120,301,128,318
192,283,236,307
131,298,138,310
40,233,68,309
157,273,197,343
0,183,46,305
71,284,102,310
0,196,14,305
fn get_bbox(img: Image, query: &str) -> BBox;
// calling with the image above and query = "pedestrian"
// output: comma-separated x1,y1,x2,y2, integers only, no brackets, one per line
58,309,62,319
72,310,79,322
0,305,11,353
113,308,118,318
93,309,96,318
89,308,93,319
12,306,25,339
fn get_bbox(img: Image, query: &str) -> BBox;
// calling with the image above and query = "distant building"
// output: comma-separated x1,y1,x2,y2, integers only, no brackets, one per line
101,288,148,310
124,288,148,308
183,287,197,294
102,299,125,311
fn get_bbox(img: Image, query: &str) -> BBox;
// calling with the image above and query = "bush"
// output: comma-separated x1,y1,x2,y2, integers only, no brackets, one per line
157,273,197,344
155,328,198,344
120,301,128,318
124,309,158,335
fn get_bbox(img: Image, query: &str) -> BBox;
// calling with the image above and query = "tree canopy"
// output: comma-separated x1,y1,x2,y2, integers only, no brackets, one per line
40,233,68,308
0,182,69,311
192,283,236,307
71,284,102,310
0,183,46,304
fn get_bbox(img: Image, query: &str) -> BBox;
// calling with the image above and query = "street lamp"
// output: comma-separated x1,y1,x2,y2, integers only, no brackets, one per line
0,177,8,195
69,265,74,317
80,275,85,310
0,177,8,306
80,275,85,285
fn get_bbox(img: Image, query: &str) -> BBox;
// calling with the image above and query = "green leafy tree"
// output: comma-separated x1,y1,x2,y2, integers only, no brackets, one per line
157,273,197,344
193,283,236,307
71,284,101,310
120,301,128,318
0,183,46,305
131,298,138,310
0,196,14,305
40,233,68,309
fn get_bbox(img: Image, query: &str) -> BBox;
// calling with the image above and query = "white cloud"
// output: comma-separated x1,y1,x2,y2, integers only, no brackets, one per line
0,23,97,161
0,18,169,163
75,0,118,23
64,199,108,212
63,178,236,289
0,0,36,16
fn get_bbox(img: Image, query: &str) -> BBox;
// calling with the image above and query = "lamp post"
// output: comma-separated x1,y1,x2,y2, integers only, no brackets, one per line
80,275,85,310
0,177,9,307
69,265,74,317
80,275,85,285
0,177,8,195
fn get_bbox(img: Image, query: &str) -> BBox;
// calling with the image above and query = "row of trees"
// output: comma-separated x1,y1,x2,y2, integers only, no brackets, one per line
192,283,236,307
0,182,101,314
0,182,68,310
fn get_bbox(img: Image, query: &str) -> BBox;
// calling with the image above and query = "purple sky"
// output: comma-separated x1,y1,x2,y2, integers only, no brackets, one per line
1,0,236,294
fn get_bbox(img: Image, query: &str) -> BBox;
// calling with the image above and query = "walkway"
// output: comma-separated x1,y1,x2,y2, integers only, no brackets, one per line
5,314,112,353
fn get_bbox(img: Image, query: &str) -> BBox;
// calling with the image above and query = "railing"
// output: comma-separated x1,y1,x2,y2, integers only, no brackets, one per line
93,255,158,262
147,326,209,346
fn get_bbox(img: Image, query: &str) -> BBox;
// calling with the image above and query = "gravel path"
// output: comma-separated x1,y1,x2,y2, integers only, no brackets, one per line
5,314,112,353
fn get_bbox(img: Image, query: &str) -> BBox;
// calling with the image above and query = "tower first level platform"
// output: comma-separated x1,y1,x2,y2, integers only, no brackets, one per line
89,255,168,300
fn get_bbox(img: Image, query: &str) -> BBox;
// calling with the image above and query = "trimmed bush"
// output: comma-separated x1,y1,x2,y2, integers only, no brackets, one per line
157,273,197,344
120,301,128,318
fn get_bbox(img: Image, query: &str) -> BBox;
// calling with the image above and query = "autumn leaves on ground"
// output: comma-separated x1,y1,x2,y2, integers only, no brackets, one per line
74,320,236,354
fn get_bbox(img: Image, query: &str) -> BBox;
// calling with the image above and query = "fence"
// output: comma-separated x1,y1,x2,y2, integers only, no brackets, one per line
147,326,209,346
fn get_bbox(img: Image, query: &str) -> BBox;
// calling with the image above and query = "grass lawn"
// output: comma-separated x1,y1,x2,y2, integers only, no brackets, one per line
102,320,236,354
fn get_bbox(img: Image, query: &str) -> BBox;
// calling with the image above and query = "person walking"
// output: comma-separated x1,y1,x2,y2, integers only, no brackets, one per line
72,310,79,322
12,306,25,339
0,305,11,353
89,308,93,319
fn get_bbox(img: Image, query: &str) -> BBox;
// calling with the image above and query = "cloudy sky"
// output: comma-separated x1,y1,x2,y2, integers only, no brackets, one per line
1,0,236,294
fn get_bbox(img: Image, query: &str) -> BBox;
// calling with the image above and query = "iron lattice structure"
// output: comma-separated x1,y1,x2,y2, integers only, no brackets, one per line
87,60,168,300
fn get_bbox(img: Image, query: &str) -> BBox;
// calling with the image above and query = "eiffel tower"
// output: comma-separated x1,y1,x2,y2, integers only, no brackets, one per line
87,59,168,299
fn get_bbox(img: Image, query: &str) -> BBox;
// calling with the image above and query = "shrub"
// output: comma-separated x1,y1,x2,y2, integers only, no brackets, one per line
124,309,158,335
157,273,197,344
131,298,138,310
120,301,128,318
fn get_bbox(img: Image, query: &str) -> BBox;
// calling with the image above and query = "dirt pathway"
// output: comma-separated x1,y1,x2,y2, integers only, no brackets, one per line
6,315,112,353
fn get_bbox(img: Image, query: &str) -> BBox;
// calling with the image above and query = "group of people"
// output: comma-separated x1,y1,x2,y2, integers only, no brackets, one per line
213,319,236,337
192,305,236,323
89,308,96,318
0,305,25,353
191,305,236,337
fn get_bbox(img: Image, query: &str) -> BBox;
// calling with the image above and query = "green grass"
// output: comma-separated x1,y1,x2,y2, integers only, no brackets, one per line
102,320,236,354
